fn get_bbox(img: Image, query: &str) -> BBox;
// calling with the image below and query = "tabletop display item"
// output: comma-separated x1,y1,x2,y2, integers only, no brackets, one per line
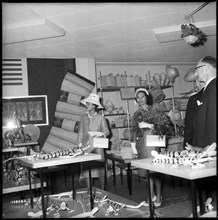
120,139,133,159
151,142,216,169
23,124,40,142
29,146,90,161
5,188,161,218
2,154,35,186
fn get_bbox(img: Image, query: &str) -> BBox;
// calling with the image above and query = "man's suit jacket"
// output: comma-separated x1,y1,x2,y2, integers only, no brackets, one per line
192,78,216,148
183,88,204,148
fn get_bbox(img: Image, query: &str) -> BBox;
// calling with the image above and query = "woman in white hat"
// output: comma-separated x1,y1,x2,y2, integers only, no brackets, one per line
131,88,162,207
77,93,110,189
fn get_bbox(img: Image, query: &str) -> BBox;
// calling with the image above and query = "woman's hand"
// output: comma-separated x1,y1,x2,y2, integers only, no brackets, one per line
138,121,154,129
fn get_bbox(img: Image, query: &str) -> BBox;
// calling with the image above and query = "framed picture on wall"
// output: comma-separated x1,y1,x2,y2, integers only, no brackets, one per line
2,95,49,128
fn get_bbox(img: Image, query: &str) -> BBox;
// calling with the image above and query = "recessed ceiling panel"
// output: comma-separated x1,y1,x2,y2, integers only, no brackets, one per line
3,19,66,45
25,3,109,17
49,4,146,31
2,2,216,62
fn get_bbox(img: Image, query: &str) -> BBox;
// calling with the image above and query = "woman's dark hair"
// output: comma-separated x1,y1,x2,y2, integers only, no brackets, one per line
135,91,153,106
93,104,98,110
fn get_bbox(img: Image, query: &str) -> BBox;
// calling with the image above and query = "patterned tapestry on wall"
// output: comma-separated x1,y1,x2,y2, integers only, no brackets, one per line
41,72,95,153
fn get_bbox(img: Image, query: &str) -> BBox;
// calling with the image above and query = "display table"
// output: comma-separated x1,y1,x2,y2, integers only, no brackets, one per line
2,187,149,218
3,176,46,194
105,153,137,195
3,142,39,155
131,158,216,218
17,153,102,218
2,142,41,194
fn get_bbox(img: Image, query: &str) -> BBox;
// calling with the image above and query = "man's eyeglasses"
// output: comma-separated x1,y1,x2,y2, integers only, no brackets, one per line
194,65,205,70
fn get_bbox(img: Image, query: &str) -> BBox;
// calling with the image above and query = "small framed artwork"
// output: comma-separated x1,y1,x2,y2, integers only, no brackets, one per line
2,95,49,128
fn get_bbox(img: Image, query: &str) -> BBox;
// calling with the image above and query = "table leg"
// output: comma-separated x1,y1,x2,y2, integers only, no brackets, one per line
72,165,76,200
27,146,30,155
127,163,132,195
104,159,107,190
28,168,33,209
198,179,205,216
146,170,154,218
190,180,198,218
112,160,116,186
88,161,93,210
39,169,46,218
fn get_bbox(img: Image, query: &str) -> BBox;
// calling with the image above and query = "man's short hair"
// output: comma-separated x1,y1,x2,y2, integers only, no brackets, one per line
201,56,216,68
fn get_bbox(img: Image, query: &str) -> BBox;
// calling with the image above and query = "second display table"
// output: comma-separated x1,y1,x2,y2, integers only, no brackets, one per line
131,158,216,218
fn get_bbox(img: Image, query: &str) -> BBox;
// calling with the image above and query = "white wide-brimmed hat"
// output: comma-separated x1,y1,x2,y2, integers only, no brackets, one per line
168,109,181,124
135,88,149,97
80,93,103,109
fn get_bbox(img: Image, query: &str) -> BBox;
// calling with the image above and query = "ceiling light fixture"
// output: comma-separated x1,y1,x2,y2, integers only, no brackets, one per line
181,2,209,47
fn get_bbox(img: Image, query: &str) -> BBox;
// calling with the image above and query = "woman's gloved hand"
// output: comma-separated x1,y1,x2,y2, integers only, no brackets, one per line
138,121,154,129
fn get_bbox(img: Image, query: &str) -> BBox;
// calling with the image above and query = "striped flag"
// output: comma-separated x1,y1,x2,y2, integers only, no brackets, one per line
2,59,23,85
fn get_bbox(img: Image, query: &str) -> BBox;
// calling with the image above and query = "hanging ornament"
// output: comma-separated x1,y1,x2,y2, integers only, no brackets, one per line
165,64,179,84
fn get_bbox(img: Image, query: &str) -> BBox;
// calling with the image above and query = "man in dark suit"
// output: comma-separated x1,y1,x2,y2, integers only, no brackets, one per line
191,56,217,214
183,79,205,148
192,56,216,149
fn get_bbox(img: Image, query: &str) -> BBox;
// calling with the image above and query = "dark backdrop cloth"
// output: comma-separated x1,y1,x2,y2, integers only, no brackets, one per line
27,58,76,147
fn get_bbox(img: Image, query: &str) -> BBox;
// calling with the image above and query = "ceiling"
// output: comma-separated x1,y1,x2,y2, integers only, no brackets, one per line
2,2,217,63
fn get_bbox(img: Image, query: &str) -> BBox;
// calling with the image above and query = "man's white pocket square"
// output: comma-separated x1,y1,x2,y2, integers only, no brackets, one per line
197,100,203,106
